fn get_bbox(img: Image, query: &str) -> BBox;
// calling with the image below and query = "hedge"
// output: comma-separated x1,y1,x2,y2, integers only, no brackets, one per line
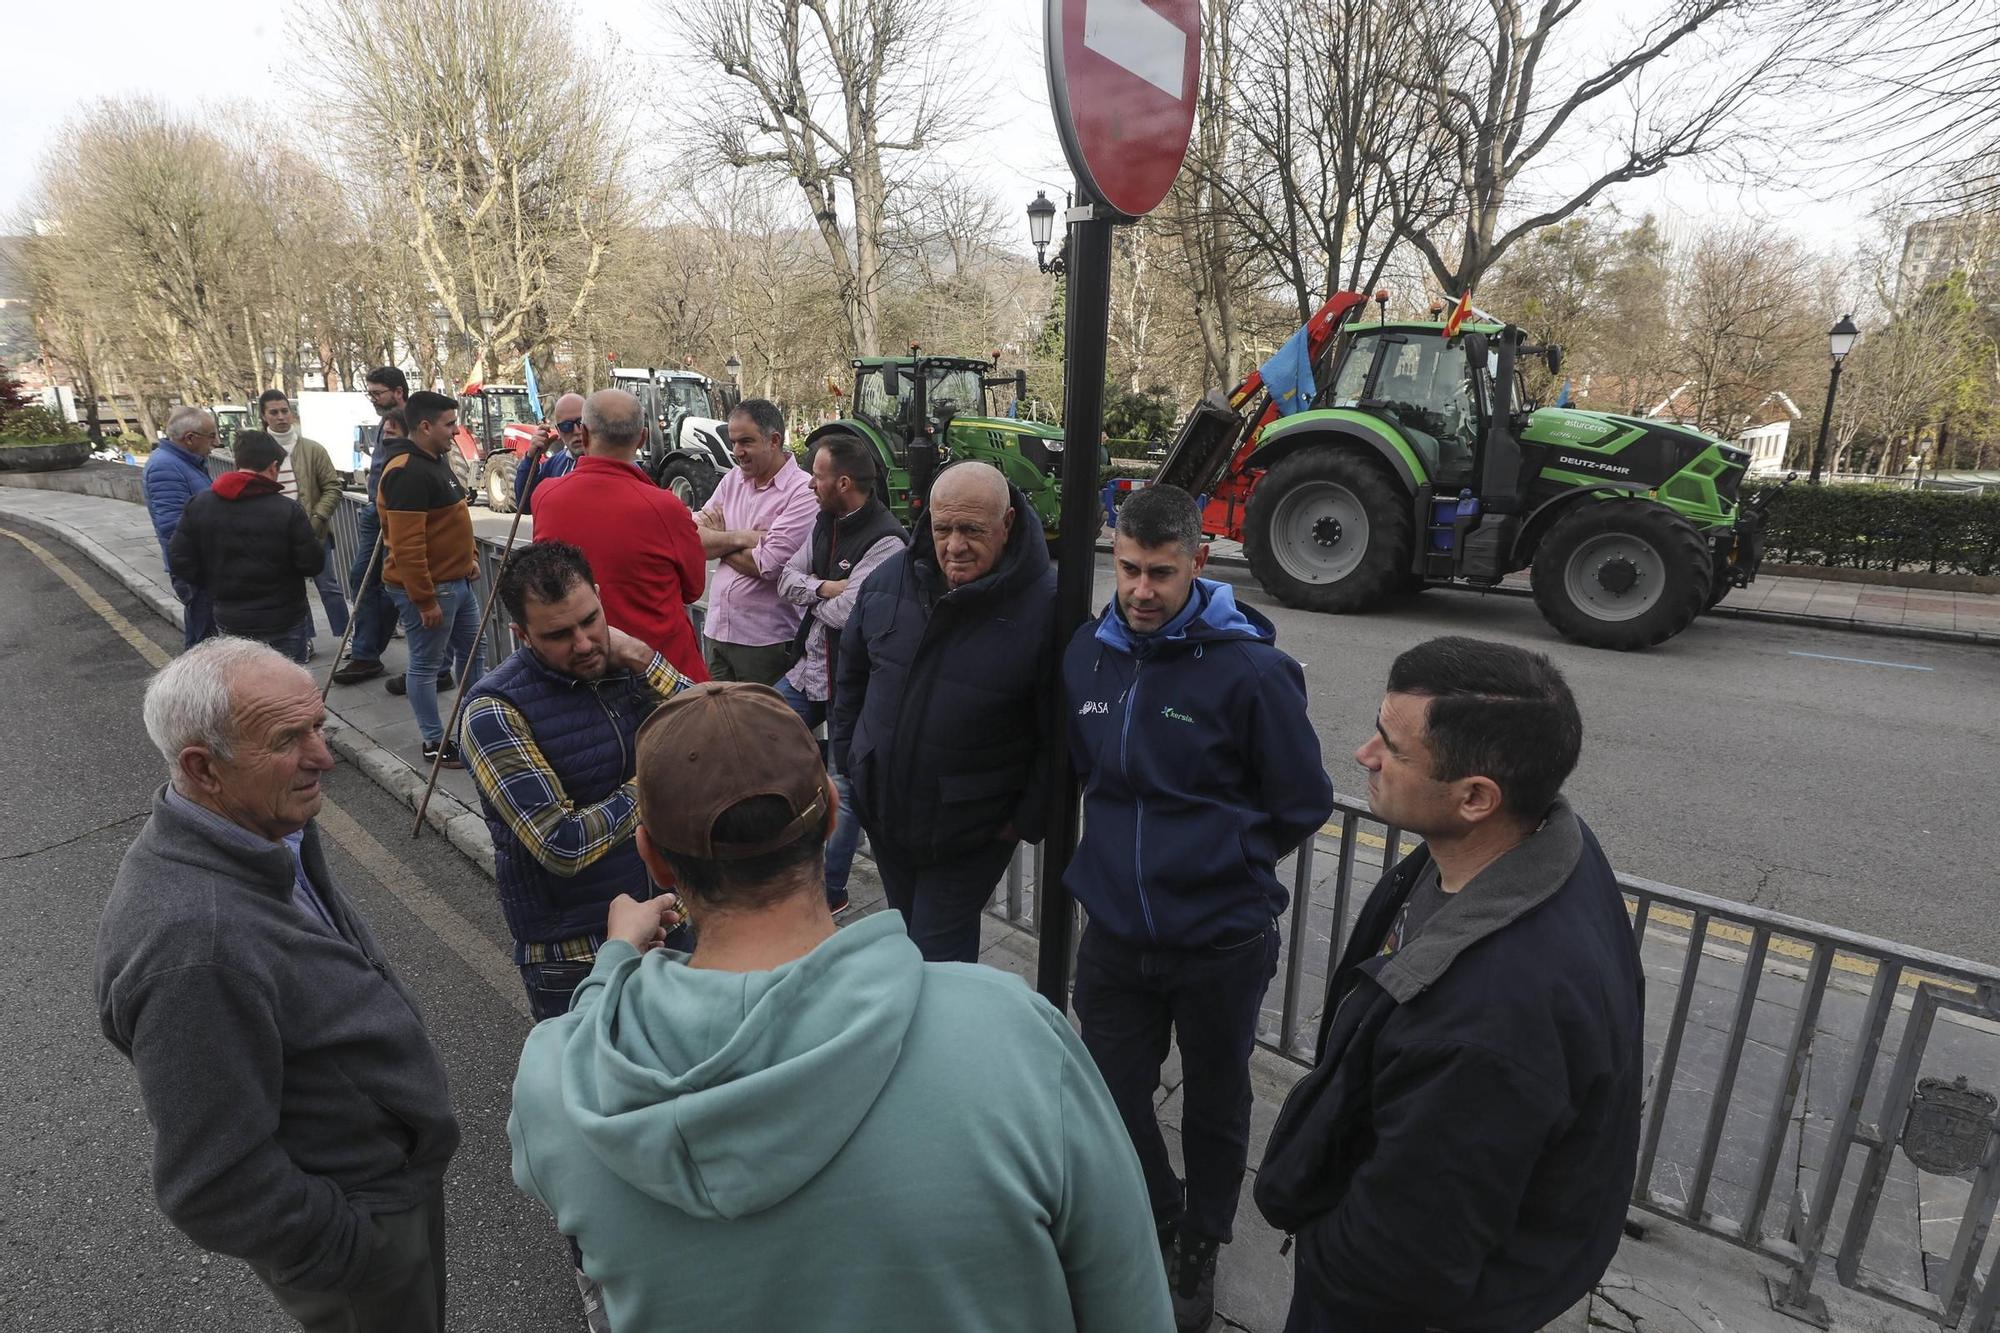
1744,480,2000,576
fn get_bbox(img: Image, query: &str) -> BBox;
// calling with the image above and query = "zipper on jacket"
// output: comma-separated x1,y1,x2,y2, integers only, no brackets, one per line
1118,661,1158,941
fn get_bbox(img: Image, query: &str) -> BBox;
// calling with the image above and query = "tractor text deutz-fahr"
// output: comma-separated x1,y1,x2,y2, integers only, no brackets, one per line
803,351,1070,537
1150,291,1781,650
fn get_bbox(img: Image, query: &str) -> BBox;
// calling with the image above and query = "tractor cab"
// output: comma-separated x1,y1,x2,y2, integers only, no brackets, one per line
1322,325,1487,489
452,383,539,503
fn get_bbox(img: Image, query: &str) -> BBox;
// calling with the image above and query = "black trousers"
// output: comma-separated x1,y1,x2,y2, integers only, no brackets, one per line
1072,920,1280,1245
874,839,1018,963
255,1182,446,1333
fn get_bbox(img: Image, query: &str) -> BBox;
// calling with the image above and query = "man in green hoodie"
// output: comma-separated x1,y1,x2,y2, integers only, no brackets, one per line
508,681,1172,1333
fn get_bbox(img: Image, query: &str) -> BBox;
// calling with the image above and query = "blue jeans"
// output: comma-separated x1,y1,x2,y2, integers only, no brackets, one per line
347,504,397,663
312,537,349,638
170,576,216,650
774,677,861,901
388,577,482,745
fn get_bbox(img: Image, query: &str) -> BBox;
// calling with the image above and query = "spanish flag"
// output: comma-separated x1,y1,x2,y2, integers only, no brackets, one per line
1440,291,1474,339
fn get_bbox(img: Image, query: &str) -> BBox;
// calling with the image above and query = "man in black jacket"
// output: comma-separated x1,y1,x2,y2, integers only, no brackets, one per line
830,461,1054,963
1255,636,1643,1333
169,430,325,662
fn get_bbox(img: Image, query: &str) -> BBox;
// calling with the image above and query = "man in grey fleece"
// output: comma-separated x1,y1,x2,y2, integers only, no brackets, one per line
95,637,460,1332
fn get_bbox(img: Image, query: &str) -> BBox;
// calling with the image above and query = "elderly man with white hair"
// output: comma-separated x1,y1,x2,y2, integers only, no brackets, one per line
95,637,461,1333
144,405,221,648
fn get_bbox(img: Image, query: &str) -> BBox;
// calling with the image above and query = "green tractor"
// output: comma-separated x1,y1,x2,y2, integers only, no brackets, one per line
803,353,1068,536
1153,291,1779,650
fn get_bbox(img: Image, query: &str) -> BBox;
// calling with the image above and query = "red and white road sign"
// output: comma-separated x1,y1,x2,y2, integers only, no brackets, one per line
1045,0,1200,219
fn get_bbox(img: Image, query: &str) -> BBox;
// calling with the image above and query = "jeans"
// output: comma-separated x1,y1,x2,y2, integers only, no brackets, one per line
170,576,215,651
312,536,349,638
773,677,861,900
347,503,397,664
1072,920,1281,1245
521,959,594,1023
875,838,1018,963
388,577,482,745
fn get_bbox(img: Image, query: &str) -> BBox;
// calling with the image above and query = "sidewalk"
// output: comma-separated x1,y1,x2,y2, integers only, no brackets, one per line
0,482,1948,1333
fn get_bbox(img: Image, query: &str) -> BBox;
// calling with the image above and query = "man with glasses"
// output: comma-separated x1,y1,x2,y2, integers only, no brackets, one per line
531,389,708,681
144,406,221,650
513,391,583,513
331,367,410,686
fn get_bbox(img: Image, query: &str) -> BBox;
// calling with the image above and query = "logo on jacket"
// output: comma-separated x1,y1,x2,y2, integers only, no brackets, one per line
837,558,853,572
1077,700,1109,716
1161,706,1195,724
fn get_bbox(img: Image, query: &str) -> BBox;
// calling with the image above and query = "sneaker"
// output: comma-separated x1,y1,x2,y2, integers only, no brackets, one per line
1168,1234,1218,1333
303,641,317,663
330,658,385,685
827,892,852,917
387,669,454,697
422,739,464,770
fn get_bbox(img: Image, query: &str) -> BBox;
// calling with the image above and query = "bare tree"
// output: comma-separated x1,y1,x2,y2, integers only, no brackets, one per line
665,0,977,356
298,0,632,383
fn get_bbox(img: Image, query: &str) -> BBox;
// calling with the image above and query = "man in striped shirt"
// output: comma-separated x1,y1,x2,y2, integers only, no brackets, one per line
459,541,694,1021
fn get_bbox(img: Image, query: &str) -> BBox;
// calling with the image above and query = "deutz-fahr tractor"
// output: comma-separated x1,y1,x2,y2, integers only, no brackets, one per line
803,352,1068,536
1152,291,1779,650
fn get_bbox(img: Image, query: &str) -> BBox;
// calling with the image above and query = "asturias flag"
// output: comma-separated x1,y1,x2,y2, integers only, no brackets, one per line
1259,323,1316,416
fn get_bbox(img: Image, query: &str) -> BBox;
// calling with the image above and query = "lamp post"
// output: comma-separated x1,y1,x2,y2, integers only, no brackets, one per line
1806,314,1859,484
1026,191,1065,274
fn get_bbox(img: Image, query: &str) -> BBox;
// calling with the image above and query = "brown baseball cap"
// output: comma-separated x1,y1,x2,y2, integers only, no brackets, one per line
635,682,831,860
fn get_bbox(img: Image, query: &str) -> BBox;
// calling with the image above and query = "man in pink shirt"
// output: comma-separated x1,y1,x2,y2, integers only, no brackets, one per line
695,398,819,684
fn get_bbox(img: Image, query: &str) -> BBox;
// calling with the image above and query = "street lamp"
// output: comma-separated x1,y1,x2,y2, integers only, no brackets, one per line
1807,314,1860,484
724,354,741,385
1026,191,1063,274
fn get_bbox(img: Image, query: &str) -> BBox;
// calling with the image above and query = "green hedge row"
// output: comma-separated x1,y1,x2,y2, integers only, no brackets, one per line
1744,480,2000,576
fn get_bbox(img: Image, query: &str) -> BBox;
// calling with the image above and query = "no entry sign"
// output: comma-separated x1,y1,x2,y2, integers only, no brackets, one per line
1045,0,1200,219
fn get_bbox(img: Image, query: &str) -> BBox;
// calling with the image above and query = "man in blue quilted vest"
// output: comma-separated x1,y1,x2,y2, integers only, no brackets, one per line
461,540,696,1020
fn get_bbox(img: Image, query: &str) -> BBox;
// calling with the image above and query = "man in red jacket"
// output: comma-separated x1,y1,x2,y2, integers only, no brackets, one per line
531,388,709,681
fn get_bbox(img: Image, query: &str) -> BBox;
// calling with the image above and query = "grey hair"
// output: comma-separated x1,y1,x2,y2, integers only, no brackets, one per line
143,636,300,775
582,389,644,449
730,397,786,441
1115,482,1204,557
164,405,214,443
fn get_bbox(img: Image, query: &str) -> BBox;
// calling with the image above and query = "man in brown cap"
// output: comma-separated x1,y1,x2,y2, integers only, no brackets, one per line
506,682,1170,1333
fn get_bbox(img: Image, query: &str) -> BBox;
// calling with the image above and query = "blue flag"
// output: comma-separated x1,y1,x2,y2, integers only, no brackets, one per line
1260,323,1315,416
1555,378,1571,408
522,355,544,421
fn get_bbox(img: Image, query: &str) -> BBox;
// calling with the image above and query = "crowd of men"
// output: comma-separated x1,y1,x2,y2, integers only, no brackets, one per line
107,380,1646,1333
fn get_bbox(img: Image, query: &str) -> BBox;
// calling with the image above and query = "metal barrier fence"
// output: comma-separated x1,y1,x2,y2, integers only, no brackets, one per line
331,492,529,678
335,489,2000,1329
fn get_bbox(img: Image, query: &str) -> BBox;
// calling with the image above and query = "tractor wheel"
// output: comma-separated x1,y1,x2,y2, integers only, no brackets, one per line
1703,561,1733,612
658,457,719,509
1531,500,1714,650
485,463,516,514
450,453,479,498
1243,449,1412,613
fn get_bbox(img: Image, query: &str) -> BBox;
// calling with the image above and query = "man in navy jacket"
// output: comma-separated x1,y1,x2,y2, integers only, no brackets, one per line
144,405,221,649
1255,636,1643,1333
1062,483,1333,1333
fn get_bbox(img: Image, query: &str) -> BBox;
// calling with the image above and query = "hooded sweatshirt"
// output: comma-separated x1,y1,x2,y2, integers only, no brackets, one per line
166,471,325,641
508,912,1172,1333
1062,578,1335,947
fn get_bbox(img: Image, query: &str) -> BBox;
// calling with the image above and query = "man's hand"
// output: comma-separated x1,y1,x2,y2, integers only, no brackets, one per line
816,578,849,600
606,626,655,674
607,893,685,952
695,508,721,531
418,602,443,630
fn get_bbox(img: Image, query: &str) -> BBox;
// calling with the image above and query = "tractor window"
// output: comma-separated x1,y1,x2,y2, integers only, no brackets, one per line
1328,336,1377,407
669,382,708,419
487,391,535,426
1371,340,1478,485
926,368,986,418
857,369,905,430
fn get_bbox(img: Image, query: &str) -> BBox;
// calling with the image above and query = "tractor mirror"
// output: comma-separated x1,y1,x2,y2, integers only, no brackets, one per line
1544,345,1564,377
1461,331,1489,369
880,364,900,398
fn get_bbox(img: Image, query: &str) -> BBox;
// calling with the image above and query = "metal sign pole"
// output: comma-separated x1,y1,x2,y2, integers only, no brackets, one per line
1035,197,1114,1013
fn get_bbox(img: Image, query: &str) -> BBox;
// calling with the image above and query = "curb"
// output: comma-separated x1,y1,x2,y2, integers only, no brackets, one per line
1094,540,1998,647
0,504,502,876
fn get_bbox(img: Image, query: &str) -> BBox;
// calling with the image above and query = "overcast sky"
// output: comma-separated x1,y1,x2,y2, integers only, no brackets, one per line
3,0,1870,283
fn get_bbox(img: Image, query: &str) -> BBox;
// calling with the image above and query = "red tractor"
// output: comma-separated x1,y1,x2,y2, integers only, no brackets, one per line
451,382,542,509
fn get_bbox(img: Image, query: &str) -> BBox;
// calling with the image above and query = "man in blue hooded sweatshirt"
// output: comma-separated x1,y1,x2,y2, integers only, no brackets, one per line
1064,483,1335,1333
508,681,1172,1333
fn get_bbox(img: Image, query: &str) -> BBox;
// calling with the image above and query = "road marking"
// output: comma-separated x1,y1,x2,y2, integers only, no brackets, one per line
1634,902,1972,995
1084,0,1188,97
1,526,171,669
316,800,530,1018
1789,651,1933,672
12,522,529,1018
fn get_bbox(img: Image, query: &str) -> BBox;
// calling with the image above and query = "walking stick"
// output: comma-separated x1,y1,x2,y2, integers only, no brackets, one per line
321,529,386,703
412,441,548,838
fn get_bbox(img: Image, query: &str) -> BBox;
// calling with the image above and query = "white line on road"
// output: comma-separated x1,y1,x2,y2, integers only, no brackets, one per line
1789,650,1934,672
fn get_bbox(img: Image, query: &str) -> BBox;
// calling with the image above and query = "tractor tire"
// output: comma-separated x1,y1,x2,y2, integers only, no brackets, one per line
485,462,516,514
450,452,479,498
1243,449,1412,614
657,457,720,510
1531,500,1714,650
1703,562,1733,612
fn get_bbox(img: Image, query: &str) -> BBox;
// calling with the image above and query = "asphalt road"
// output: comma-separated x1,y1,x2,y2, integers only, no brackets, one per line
0,531,580,1332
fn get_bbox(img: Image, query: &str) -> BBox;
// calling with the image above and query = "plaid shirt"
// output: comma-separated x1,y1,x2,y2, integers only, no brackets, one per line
461,651,690,963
